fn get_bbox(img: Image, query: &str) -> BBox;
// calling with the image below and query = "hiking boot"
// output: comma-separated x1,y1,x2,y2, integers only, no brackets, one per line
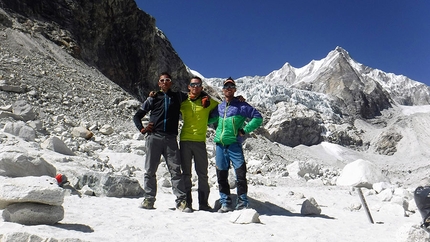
217,204,234,213
235,193,249,210
199,204,213,212
186,191,193,209
422,216,430,230
176,200,193,213
139,199,155,209
236,200,249,210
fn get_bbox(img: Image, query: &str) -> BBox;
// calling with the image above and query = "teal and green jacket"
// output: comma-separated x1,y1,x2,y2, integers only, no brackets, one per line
209,98,263,146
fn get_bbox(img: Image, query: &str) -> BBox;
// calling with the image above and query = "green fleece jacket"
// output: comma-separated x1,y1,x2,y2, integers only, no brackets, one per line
180,95,219,142
208,98,263,146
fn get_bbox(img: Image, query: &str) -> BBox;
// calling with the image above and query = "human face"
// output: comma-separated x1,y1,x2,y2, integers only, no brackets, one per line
158,75,172,92
188,78,202,96
222,84,236,99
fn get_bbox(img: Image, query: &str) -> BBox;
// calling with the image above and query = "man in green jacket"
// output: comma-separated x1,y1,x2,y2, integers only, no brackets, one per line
209,77,263,213
180,76,218,211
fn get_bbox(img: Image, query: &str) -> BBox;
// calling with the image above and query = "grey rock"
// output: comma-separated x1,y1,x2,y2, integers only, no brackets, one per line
229,209,261,224
336,159,389,189
41,136,76,156
99,124,114,135
287,160,321,179
0,80,25,93
3,121,36,141
2,202,64,225
265,102,324,147
76,172,144,197
374,131,403,155
12,100,36,121
301,197,322,215
0,231,90,242
71,126,93,140
0,111,23,120
0,146,56,177
0,176,65,209
0,232,46,242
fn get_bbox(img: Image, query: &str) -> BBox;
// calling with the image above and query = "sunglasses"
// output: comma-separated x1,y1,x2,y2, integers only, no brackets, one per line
223,85,236,89
189,83,202,87
159,78,172,83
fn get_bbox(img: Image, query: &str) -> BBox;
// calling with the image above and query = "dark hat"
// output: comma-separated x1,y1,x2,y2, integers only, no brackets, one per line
223,77,235,86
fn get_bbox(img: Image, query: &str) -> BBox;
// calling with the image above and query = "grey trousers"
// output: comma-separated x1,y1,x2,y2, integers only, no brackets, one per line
180,141,210,204
144,133,186,203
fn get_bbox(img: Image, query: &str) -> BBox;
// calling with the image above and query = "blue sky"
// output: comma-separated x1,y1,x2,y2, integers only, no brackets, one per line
136,0,430,85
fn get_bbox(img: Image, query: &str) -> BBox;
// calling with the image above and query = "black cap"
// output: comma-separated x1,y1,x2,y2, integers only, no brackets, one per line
223,77,235,85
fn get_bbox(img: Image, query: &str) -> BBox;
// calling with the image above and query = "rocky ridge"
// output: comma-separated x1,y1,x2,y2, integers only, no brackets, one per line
0,0,192,101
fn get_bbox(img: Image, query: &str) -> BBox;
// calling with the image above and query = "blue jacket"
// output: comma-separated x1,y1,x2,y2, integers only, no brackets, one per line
209,98,263,145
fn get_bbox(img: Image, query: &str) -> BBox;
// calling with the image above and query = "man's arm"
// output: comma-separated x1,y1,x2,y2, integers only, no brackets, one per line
133,97,153,132
133,109,147,131
241,104,263,134
208,107,219,125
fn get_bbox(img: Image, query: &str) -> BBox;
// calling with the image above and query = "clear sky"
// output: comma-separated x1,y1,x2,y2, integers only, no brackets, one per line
136,0,430,85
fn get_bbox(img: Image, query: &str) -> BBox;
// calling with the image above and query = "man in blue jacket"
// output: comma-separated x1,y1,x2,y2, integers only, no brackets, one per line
209,77,263,213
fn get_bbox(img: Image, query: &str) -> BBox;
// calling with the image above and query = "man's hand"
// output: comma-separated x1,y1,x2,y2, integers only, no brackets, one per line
201,96,210,108
237,95,246,102
148,91,157,98
140,122,154,134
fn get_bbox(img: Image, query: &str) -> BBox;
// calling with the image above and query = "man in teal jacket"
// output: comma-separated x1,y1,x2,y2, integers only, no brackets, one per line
209,77,263,213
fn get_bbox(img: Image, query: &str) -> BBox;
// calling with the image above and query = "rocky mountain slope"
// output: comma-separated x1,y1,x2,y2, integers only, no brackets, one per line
0,0,192,101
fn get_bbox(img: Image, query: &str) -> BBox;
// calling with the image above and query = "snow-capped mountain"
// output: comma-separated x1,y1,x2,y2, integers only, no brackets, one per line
203,46,430,150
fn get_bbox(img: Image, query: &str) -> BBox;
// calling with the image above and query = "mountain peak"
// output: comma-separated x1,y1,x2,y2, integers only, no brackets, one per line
335,46,346,52
331,46,351,59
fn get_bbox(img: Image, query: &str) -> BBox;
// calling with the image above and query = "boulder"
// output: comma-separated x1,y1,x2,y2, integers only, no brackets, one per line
0,232,88,242
0,176,65,209
99,124,114,135
0,111,23,120
41,136,76,156
301,197,322,215
229,209,261,224
396,223,430,242
287,160,321,179
2,202,64,225
265,102,324,147
0,146,56,177
11,100,36,121
0,80,25,93
336,159,389,189
76,172,144,197
72,126,94,140
3,121,36,141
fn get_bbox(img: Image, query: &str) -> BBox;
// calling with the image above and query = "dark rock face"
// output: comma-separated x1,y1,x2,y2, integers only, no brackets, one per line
270,117,324,147
0,0,191,101
374,132,403,156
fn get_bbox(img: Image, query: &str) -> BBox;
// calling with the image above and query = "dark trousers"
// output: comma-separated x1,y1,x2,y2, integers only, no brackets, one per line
144,133,186,203
180,141,210,205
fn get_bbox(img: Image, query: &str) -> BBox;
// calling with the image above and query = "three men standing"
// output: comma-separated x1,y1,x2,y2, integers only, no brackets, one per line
134,74,262,213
